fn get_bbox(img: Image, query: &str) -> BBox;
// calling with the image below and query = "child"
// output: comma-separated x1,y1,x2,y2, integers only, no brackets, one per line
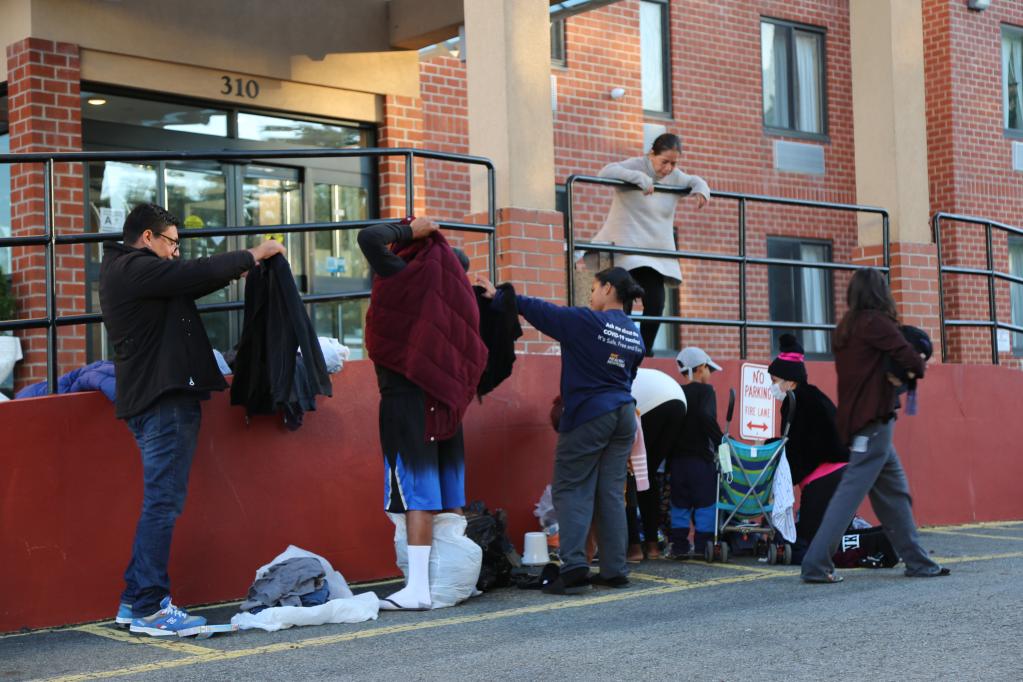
670,347,724,558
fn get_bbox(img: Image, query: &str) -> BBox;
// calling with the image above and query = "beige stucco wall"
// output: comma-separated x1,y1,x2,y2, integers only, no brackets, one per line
0,0,33,76
850,0,932,245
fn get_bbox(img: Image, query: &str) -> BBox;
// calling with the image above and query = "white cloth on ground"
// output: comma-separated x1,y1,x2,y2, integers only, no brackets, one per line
231,545,378,632
317,337,350,374
771,452,797,543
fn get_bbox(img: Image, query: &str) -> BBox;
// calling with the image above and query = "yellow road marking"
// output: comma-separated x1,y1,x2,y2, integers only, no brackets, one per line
74,624,214,656
36,548,1023,682
679,560,792,576
923,529,1023,542
628,571,694,587
923,520,1023,532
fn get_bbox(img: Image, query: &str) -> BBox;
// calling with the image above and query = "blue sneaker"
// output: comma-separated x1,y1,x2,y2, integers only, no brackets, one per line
129,597,206,637
115,602,133,628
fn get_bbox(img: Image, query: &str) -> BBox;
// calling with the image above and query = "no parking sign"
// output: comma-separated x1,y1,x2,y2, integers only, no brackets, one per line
739,363,775,441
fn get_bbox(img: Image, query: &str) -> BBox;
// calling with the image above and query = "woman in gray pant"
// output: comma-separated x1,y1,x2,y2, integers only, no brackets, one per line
800,268,949,583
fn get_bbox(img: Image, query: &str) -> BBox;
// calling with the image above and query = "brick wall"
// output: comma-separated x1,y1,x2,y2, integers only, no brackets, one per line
419,0,859,362
923,0,1023,368
5,38,84,389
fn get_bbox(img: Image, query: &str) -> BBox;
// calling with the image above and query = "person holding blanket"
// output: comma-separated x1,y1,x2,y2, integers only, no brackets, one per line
478,267,645,594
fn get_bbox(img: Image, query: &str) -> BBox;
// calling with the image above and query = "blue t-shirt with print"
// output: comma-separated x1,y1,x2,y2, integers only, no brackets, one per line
508,294,645,432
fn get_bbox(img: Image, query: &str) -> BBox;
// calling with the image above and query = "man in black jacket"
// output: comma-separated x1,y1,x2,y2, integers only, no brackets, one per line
100,203,284,636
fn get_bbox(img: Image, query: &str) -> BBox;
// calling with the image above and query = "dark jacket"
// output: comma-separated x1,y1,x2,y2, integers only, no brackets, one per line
99,242,254,419
781,383,849,486
360,224,488,441
16,360,116,402
474,282,521,399
834,310,926,443
230,255,332,423
679,382,723,460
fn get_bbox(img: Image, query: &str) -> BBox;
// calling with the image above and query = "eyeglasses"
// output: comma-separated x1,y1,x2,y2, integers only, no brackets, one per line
155,233,180,251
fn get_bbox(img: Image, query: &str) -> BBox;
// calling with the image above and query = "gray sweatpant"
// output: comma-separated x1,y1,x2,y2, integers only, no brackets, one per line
801,419,941,580
553,402,637,578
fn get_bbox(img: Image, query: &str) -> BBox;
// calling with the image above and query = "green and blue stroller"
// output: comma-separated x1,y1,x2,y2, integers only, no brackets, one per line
704,388,795,564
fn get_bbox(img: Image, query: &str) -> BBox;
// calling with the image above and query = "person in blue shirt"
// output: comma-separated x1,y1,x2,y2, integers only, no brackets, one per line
478,267,645,594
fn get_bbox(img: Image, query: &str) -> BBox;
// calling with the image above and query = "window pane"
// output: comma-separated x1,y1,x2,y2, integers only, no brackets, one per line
767,238,832,356
0,128,10,276
237,113,364,148
243,168,304,287
551,19,566,65
1003,30,1023,131
81,92,228,136
641,1,667,112
798,242,830,353
794,31,823,134
762,22,790,129
1010,238,1023,351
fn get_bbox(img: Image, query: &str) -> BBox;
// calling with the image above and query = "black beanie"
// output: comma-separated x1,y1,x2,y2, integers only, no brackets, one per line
768,334,808,384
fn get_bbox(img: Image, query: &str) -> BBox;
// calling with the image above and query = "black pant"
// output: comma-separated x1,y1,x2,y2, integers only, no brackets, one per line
629,267,666,354
626,400,686,546
791,466,845,564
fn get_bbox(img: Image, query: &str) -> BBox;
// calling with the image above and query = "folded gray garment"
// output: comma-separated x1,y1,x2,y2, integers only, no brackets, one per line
240,556,326,611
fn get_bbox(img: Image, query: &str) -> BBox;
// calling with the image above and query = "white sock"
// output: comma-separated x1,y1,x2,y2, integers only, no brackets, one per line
405,545,432,602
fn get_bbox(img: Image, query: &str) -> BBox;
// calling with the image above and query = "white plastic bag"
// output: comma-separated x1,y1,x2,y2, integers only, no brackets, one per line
316,336,350,374
533,485,557,529
388,512,482,609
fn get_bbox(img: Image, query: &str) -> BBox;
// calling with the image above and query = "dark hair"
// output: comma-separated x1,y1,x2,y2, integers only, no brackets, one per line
836,268,898,346
123,203,179,245
650,133,682,155
594,267,645,314
452,247,470,273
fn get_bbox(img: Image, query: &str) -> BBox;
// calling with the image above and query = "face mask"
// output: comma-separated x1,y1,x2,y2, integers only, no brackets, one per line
769,382,787,401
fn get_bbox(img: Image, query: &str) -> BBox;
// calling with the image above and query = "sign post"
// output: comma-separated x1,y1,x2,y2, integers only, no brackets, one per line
739,363,775,441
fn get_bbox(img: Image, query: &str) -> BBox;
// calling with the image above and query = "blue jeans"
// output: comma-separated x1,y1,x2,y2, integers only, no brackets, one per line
122,396,202,617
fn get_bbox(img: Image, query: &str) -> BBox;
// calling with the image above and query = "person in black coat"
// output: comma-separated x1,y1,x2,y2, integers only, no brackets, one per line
100,203,284,635
768,334,849,564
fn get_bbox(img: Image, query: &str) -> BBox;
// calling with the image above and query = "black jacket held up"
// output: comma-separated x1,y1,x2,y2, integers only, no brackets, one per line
230,254,332,422
99,242,255,420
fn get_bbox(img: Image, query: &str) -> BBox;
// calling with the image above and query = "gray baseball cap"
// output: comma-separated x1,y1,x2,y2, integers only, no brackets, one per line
675,347,722,378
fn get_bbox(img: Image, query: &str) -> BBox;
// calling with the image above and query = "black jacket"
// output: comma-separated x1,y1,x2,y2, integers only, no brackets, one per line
781,383,849,485
679,382,723,460
474,282,521,399
99,242,254,419
230,254,332,422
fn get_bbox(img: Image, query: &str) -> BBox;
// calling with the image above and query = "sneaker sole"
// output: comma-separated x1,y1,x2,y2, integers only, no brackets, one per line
129,626,181,637
114,618,132,628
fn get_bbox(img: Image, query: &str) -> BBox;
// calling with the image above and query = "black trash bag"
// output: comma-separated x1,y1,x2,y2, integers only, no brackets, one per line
464,501,521,591
832,526,900,569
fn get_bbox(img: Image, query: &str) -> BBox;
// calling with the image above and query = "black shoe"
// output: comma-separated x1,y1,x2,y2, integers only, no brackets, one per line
542,566,592,595
591,574,629,588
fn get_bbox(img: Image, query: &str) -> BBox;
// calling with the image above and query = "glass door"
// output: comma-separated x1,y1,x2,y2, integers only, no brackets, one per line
309,173,371,357
241,164,305,288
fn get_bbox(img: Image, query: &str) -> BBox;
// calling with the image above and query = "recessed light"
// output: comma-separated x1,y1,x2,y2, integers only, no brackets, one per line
87,98,107,106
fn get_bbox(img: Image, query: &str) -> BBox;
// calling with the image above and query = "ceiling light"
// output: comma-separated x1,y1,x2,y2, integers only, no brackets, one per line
87,98,107,106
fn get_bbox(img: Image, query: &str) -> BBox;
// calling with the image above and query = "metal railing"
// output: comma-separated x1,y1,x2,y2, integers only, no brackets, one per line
564,174,890,358
0,147,497,391
932,212,1023,364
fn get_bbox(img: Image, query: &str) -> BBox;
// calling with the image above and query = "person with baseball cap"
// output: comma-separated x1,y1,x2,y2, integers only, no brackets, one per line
669,347,723,558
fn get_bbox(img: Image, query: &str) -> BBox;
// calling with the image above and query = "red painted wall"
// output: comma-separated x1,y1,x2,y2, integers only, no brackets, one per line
1,356,1020,633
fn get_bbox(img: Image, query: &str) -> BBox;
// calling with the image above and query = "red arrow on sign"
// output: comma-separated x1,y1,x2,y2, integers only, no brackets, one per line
746,422,768,432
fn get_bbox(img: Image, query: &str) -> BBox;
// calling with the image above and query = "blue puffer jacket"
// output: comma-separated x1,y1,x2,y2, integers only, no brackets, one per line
16,360,116,402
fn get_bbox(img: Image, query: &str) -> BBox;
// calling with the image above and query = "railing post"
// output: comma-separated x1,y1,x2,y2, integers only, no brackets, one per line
44,160,58,393
933,214,949,363
404,150,415,218
985,221,999,365
882,211,891,281
564,176,576,305
487,163,497,281
738,197,748,359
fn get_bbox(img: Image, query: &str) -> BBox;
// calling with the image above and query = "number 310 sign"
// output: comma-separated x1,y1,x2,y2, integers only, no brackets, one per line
739,363,776,441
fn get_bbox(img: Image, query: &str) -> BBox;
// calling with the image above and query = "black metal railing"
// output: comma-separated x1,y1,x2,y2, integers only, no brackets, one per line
564,174,890,358
932,212,1023,364
0,147,497,391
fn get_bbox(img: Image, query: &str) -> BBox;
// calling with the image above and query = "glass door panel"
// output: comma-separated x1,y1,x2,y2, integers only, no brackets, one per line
243,165,304,288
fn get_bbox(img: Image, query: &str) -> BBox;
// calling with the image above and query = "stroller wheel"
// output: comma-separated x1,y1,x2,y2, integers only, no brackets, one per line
704,541,714,563
767,543,778,565
720,541,730,563
782,543,793,566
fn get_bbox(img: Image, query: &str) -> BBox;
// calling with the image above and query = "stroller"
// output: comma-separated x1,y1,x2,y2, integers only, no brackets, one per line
704,388,795,564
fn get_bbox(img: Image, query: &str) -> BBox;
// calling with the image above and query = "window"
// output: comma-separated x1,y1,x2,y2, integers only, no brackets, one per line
1003,26,1023,133
767,237,833,357
1011,237,1023,354
641,0,671,115
551,19,567,67
0,92,10,276
761,19,826,137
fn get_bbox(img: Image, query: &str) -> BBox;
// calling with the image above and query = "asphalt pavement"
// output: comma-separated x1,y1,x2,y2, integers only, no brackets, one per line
2,521,1021,681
